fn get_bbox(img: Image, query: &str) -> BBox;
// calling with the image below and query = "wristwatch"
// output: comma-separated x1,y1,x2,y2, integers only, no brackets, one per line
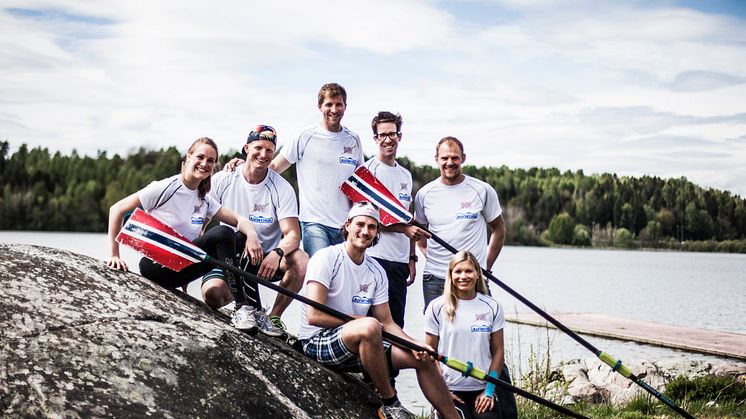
272,247,285,259
409,254,418,262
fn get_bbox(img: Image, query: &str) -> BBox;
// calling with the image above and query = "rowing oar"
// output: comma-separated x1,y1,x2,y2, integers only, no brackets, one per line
342,166,695,419
116,208,586,419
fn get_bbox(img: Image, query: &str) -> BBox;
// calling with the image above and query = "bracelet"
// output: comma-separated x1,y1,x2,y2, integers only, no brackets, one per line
409,254,418,262
484,370,498,399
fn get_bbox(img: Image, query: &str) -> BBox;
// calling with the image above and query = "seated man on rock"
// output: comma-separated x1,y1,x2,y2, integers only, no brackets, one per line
297,201,459,419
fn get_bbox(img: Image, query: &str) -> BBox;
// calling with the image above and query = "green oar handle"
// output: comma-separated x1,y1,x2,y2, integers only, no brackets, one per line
202,255,585,418
410,221,695,419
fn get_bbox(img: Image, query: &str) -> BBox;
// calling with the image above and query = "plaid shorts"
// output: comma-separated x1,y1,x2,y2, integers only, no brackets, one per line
300,326,392,373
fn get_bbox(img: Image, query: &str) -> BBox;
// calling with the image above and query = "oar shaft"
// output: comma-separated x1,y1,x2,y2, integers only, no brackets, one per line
411,220,695,418
202,255,583,418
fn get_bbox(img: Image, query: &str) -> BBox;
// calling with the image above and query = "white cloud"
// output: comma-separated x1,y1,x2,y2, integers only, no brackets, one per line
2,0,746,196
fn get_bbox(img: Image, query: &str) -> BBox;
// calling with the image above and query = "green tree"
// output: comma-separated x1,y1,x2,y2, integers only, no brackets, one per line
547,212,575,245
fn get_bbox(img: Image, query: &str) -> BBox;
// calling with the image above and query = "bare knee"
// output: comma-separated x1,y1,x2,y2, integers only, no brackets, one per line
202,279,233,309
343,317,383,345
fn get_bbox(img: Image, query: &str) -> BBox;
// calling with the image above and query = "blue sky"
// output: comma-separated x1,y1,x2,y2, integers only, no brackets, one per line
2,0,745,196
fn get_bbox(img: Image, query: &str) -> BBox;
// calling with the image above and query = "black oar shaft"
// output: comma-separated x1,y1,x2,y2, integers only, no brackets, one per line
203,255,585,418
411,221,695,419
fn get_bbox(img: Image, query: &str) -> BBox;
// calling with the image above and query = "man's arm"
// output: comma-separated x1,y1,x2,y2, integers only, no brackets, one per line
270,154,292,174
305,281,347,328
256,217,301,279
485,214,506,271
370,303,418,344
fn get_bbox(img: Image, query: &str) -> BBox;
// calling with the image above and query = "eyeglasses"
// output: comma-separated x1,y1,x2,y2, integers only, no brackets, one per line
375,132,401,141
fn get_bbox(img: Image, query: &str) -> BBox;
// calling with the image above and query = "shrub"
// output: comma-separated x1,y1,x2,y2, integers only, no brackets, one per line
547,213,575,245
614,228,635,249
573,224,592,247
665,375,746,403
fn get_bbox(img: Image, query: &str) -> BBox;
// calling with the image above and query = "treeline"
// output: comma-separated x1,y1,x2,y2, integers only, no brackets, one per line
2,142,745,252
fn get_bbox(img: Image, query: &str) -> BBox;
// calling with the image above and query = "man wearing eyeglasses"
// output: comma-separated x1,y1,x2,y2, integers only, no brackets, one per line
361,111,431,329
270,83,363,257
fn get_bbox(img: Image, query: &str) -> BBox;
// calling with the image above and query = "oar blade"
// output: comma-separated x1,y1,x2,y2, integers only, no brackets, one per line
341,166,413,226
116,208,205,272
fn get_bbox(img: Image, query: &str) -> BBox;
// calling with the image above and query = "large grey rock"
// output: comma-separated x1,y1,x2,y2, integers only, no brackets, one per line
0,244,379,418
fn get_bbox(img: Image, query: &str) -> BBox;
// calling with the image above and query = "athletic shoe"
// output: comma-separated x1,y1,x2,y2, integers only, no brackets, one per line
269,315,287,332
256,308,284,337
378,401,416,419
231,305,258,332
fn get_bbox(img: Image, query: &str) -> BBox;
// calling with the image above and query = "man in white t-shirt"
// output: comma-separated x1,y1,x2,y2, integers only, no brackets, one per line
362,111,430,328
203,125,308,336
414,136,506,309
297,202,458,419
270,83,363,257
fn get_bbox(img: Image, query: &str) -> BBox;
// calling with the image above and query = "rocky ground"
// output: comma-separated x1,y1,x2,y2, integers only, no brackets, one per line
553,357,746,405
0,244,380,418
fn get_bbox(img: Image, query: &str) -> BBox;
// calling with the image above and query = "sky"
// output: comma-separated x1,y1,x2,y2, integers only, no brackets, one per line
2,0,746,196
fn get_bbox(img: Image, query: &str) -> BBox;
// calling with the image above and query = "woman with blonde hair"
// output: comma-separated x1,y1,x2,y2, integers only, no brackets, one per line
106,137,263,330
424,251,515,419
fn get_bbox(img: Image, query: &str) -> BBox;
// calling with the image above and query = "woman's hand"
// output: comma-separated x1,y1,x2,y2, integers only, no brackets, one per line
475,393,495,414
106,255,129,272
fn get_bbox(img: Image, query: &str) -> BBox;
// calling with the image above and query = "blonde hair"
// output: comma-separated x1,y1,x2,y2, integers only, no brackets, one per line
444,251,488,322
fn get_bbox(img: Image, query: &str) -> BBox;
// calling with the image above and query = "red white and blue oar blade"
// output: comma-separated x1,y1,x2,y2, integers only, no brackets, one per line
341,166,413,226
116,208,206,272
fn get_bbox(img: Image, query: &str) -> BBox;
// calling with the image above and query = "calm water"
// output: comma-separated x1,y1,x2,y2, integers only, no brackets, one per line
2,232,745,413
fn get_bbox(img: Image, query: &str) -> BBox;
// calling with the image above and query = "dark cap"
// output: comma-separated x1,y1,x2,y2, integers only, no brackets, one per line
242,125,277,157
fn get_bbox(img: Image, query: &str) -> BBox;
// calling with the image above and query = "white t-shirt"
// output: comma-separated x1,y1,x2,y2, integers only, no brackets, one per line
280,123,362,227
298,243,389,339
210,168,298,252
414,176,502,278
362,158,413,264
138,174,221,241
424,294,505,391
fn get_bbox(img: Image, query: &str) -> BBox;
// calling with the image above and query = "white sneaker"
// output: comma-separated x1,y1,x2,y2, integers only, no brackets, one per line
256,308,285,337
231,305,258,331
378,401,416,419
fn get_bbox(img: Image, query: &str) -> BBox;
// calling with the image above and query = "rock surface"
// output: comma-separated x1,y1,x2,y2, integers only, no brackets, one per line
0,244,380,418
556,357,746,405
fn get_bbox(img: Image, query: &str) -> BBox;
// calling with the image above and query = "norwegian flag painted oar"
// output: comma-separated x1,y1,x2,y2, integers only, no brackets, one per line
341,167,694,419
116,208,585,418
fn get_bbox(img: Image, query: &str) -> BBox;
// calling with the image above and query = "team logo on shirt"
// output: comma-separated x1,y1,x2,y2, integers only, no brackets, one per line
471,325,491,333
352,282,373,304
191,203,205,224
470,312,491,332
339,145,359,165
398,183,411,202
456,212,478,220
460,201,472,209
254,203,269,212
249,215,274,224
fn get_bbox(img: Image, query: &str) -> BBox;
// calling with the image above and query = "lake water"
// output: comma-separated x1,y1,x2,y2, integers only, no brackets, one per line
2,231,745,413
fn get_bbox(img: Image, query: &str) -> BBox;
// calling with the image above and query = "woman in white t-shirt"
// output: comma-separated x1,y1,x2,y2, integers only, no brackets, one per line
106,137,262,292
424,251,512,419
